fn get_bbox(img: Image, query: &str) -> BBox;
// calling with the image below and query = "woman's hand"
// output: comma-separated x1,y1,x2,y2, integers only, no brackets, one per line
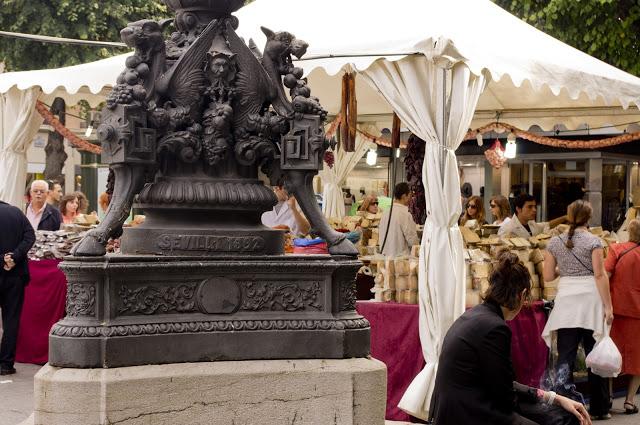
555,394,592,425
604,306,613,325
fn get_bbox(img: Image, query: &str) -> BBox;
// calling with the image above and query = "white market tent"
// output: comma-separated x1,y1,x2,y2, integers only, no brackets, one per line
2,0,640,419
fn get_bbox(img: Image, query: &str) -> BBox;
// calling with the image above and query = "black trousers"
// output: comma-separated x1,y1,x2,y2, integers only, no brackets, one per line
556,327,610,416
0,274,25,368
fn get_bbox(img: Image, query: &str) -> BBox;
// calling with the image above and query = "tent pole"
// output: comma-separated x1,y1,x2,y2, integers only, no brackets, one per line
391,112,401,188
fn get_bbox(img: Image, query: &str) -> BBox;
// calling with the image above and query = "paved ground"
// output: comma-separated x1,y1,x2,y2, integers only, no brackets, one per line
1,363,638,425
0,363,41,425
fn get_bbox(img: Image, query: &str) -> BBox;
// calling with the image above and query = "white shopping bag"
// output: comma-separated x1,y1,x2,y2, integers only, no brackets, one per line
585,323,622,378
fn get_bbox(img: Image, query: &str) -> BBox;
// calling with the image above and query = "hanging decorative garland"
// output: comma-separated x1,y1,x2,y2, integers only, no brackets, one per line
332,117,640,151
466,121,640,150
35,100,102,154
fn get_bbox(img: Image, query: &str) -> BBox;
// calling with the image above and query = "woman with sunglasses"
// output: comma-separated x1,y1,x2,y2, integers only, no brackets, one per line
459,195,486,228
490,195,512,225
359,195,379,214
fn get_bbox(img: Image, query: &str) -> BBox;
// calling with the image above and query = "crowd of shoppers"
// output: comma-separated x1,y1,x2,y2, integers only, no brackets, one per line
0,179,93,377
432,194,640,423
22,179,93,230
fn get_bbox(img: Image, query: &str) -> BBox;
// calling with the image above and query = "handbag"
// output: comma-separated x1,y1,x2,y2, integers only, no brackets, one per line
585,323,622,378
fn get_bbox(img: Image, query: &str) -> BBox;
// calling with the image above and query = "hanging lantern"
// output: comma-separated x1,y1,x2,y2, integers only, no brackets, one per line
366,149,378,166
504,132,517,159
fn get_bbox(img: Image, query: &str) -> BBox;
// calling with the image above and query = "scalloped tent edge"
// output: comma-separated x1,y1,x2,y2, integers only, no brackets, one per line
2,0,640,124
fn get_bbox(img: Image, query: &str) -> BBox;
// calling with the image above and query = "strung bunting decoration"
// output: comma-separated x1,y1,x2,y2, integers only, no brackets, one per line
466,121,640,150
485,139,506,169
35,101,102,154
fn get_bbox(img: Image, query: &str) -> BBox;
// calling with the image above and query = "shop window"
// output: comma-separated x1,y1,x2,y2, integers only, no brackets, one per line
602,163,627,231
547,161,586,221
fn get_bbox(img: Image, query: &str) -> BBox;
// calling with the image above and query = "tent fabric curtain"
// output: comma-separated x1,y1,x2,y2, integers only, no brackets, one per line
0,87,44,208
361,56,486,420
320,130,372,219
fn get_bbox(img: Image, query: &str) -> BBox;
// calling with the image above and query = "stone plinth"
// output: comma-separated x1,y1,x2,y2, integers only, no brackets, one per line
34,358,387,425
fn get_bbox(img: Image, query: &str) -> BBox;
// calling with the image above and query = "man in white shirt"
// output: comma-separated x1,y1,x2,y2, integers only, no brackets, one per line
261,186,310,236
378,182,420,257
498,194,548,238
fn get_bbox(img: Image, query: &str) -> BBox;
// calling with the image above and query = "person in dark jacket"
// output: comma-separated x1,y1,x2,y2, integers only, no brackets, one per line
25,180,62,231
0,200,36,375
429,251,591,425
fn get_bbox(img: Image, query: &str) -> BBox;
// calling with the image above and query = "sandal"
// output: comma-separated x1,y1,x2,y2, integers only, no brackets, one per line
624,401,639,415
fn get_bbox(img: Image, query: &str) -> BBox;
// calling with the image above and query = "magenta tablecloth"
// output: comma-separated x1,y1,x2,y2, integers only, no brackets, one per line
15,259,67,364
356,301,424,422
507,301,550,387
356,300,549,422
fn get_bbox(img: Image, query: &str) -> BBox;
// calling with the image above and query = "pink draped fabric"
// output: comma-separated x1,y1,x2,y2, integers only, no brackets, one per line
507,301,549,387
357,301,425,422
356,300,549,422
15,259,67,364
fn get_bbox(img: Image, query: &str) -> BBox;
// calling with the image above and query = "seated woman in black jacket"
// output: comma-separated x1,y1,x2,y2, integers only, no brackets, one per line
429,251,591,425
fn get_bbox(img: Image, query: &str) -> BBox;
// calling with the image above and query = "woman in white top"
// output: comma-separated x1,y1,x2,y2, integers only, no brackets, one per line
490,195,511,225
541,200,613,420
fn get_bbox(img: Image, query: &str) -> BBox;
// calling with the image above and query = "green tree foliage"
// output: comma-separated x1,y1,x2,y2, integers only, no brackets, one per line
495,0,640,76
0,0,169,71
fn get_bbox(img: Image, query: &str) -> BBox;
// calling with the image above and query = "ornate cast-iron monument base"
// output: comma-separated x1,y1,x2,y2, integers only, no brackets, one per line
49,255,368,368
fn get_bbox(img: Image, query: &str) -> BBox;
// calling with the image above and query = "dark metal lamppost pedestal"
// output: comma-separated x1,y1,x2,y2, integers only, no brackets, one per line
50,255,367,368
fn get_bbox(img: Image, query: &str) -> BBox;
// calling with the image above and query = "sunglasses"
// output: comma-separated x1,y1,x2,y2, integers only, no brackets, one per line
490,203,497,208
372,201,379,205
467,204,478,209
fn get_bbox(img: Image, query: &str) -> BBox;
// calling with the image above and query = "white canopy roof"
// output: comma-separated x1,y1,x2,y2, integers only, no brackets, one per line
2,0,640,130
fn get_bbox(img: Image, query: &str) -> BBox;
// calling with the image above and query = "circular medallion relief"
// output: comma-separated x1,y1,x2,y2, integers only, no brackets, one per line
196,277,240,314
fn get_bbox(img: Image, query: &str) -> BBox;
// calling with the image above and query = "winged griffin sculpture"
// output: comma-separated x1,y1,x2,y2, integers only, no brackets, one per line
72,0,357,257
